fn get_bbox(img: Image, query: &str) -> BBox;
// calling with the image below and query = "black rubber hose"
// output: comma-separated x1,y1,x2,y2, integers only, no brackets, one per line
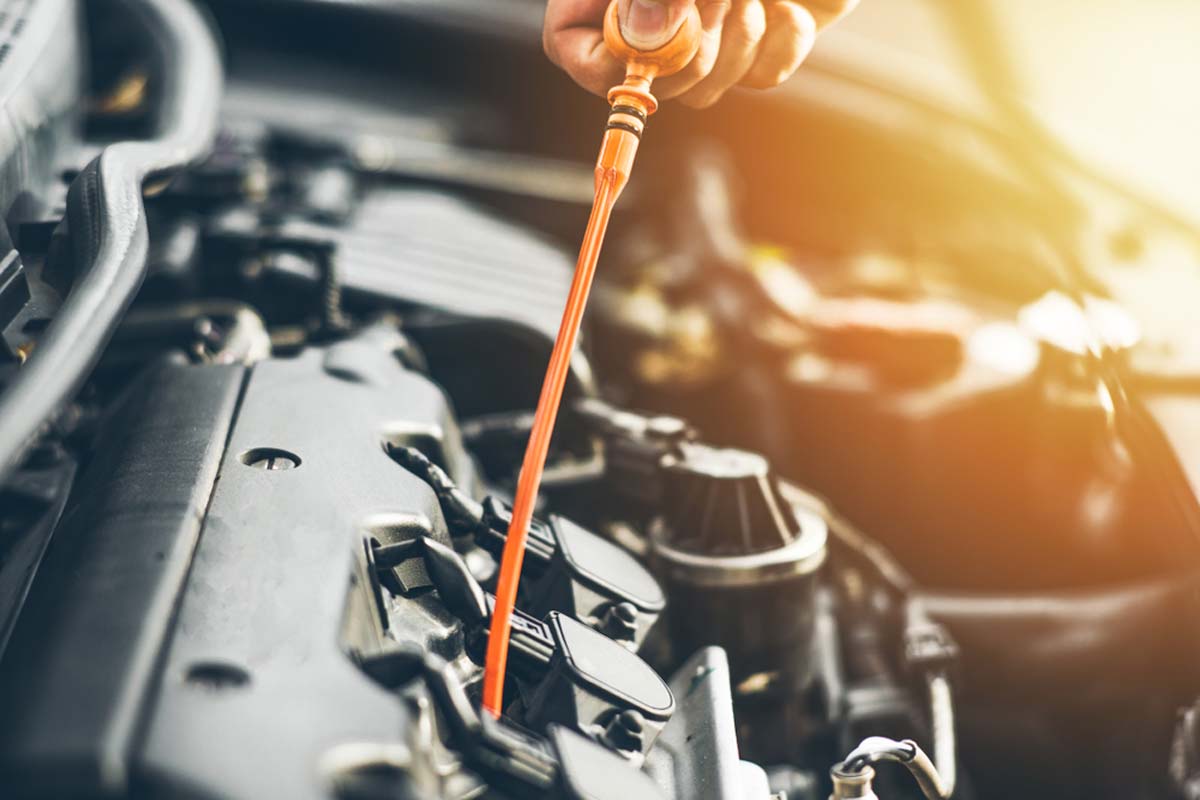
0,0,222,481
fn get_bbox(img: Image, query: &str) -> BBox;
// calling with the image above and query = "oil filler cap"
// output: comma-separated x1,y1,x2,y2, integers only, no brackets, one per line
659,442,798,556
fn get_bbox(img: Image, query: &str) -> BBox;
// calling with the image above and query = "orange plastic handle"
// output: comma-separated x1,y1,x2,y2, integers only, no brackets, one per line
603,0,702,83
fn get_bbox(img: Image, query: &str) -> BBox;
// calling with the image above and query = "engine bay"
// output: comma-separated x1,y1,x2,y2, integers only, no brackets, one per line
3,1,1200,799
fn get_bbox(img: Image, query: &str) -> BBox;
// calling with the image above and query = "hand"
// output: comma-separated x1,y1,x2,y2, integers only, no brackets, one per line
543,0,859,108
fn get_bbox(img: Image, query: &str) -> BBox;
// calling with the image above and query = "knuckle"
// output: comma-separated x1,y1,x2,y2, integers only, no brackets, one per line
696,45,720,79
771,4,817,67
676,52,717,88
809,0,859,16
735,3,768,45
775,2,816,36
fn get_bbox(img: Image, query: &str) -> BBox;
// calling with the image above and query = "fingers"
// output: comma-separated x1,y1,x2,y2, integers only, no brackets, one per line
544,25,625,96
675,0,767,108
802,0,859,30
651,1,731,102
543,0,858,102
543,0,622,96
740,1,816,89
657,0,829,108
544,0,700,98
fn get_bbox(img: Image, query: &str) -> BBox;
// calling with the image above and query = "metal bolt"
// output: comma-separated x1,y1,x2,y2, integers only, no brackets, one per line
241,447,300,470
249,454,296,470
597,601,639,641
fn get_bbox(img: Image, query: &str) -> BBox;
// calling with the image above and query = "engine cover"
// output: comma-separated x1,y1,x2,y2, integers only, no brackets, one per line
0,325,467,798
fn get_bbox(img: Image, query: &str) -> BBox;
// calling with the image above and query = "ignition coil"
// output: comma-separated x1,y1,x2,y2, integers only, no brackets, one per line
371,538,674,756
383,444,667,647
476,497,665,648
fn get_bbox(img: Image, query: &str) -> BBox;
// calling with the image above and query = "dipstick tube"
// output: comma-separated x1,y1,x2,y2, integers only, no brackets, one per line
481,0,701,717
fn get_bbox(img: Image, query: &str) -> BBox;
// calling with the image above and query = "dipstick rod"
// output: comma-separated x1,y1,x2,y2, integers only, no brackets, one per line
480,0,701,717
482,170,619,716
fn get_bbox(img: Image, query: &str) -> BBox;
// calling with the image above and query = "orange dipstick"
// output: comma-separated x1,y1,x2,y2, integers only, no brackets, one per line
481,0,701,717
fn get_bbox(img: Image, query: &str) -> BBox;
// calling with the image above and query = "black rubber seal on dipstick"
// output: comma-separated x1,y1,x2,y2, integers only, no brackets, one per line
605,120,642,138
610,104,647,123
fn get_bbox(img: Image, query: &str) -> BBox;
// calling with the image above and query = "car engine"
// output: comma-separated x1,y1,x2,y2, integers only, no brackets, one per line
2,1,1200,799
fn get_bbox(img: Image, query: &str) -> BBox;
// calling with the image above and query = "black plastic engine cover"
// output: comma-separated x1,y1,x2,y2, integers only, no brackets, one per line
0,325,477,799
0,360,243,796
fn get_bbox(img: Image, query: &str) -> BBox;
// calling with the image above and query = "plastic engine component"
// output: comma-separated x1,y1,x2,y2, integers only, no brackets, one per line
651,442,827,689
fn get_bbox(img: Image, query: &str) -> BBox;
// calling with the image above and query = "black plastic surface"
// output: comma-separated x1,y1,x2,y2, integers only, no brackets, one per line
660,442,797,556
554,515,665,613
552,725,666,800
0,361,244,795
133,328,457,799
550,612,674,721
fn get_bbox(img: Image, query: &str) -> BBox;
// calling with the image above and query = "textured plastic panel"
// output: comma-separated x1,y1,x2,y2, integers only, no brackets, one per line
339,188,573,342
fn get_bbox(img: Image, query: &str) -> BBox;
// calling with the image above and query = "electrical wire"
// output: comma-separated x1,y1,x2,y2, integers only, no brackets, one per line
384,443,484,535
481,171,620,716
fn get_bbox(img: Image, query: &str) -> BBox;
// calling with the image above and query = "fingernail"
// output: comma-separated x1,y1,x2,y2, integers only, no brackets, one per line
620,0,676,50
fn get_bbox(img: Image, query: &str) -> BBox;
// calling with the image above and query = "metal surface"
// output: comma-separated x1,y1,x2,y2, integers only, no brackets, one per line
645,648,744,800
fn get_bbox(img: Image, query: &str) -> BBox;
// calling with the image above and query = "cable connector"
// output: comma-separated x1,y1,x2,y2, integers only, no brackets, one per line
830,763,879,800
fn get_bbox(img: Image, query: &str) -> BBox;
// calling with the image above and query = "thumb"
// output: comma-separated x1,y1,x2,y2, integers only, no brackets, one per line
618,0,695,51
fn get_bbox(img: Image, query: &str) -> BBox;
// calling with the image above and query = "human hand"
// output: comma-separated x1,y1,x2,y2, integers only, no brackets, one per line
543,0,859,108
